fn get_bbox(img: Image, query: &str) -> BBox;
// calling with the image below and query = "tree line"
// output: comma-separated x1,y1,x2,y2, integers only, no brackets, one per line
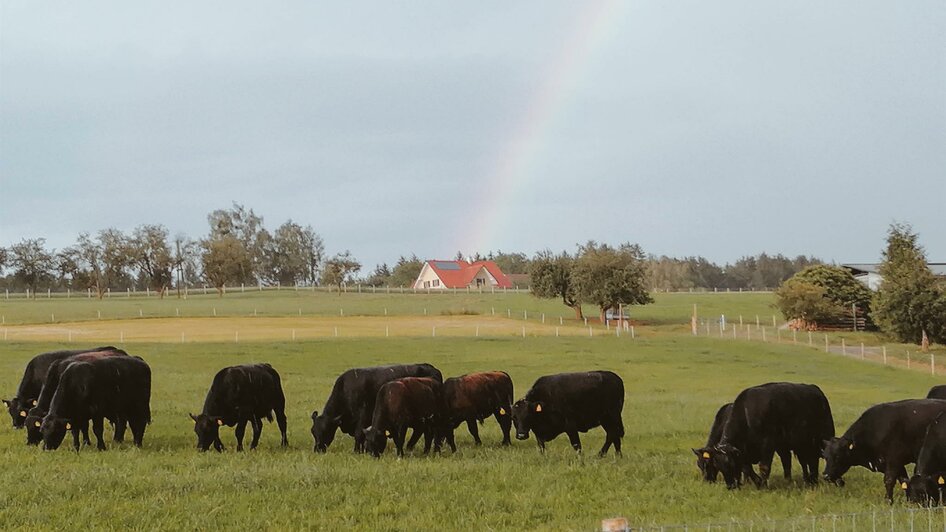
0,204,359,298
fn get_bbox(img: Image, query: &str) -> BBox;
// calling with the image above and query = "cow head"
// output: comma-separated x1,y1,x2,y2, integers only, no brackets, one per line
511,399,544,441
25,411,46,446
310,410,341,453
362,426,387,458
905,473,944,505
822,437,855,486
190,413,224,452
4,398,30,429
40,416,72,450
692,447,720,482
709,444,743,489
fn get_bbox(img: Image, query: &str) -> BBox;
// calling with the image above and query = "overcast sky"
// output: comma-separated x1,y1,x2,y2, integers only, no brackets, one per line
2,1,943,269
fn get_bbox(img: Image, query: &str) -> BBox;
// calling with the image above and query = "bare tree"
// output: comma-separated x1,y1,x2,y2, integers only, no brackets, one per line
129,224,174,297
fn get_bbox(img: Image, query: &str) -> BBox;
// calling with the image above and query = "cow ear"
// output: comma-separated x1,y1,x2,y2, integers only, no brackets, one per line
216,418,224,426
189,413,199,423
311,410,319,420
1,399,9,407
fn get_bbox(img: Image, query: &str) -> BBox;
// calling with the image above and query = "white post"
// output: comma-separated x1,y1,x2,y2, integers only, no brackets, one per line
292,329,296,341
235,331,239,343
883,346,887,365
588,327,593,337
524,310,528,320
732,326,736,339
555,327,559,337
334,327,338,338
932,354,936,376
772,315,776,327
584,317,588,326
340,308,344,317
51,313,55,322
756,315,760,330
808,331,813,346
793,330,797,344
384,308,387,316
181,332,185,343
254,309,257,317
559,316,563,325
475,326,479,337
541,313,545,324
630,326,635,339
213,307,217,317
507,309,511,318
739,315,743,326
176,308,180,317
824,334,829,353
841,338,846,356
432,326,436,337
491,308,495,316
120,331,124,343
385,326,389,337
139,309,143,317
521,326,525,338
861,343,865,359
762,327,766,342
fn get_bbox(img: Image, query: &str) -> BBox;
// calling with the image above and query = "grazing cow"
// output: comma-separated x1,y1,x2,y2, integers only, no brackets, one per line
189,364,288,452
511,371,624,456
438,371,514,452
3,346,119,428
692,403,794,483
927,386,946,400
906,413,946,505
25,349,129,446
705,382,834,489
310,363,443,453
823,399,946,501
363,377,442,458
41,356,151,451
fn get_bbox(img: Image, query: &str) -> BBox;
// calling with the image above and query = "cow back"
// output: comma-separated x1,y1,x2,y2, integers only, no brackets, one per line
845,399,946,465
525,371,624,432
928,386,946,400
916,413,946,476
706,403,733,447
443,371,513,419
202,364,284,419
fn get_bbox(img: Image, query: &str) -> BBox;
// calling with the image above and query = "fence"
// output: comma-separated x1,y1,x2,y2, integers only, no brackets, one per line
605,506,946,531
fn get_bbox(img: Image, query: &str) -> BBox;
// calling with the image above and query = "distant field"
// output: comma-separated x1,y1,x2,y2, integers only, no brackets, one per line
0,289,780,327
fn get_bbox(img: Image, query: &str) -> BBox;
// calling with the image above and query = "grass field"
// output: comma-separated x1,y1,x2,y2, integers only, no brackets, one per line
1,292,943,530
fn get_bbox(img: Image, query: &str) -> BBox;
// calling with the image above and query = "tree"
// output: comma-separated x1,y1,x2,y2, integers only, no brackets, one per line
321,251,362,291
201,235,251,296
171,233,198,298
364,263,392,287
774,278,845,326
388,255,423,287
129,225,174,297
262,220,320,286
873,223,946,344
206,203,265,284
572,241,653,322
530,250,583,319
9,238,54,296
489,251,530,274
98,228,134,292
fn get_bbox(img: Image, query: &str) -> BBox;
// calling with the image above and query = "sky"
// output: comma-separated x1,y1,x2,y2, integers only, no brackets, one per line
1,1,944,270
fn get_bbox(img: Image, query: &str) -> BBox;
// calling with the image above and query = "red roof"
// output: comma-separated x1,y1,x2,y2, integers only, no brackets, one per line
423,260,513,289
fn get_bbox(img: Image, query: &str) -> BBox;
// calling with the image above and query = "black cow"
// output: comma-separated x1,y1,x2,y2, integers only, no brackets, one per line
438,371,514,452
705,382,834,489
41,356,151,451
25,349,129,446
310,363,443,453
511,371,624,456
189,364,288,452
823,399,946,501
927,386,946,400
692,403,794,483
3,346,119,428
906,413,946,505
363,377,442,457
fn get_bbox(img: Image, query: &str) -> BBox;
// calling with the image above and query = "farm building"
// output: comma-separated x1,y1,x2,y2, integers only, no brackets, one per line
842,262,946,291
412,260,513,290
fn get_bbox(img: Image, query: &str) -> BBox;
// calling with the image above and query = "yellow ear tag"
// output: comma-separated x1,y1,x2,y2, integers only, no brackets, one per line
216,419,223,426
535,404,542,413
32,400,37,406
901,482,908,489
939,476,945,486
702,452,711,459
19,411,27,417
65,423,72,430
34,421,41,428
848,443,854,450
384,430,390,437
499,408,506,415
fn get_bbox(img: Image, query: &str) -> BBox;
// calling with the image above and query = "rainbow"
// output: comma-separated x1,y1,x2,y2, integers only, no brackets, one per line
459,0,625,254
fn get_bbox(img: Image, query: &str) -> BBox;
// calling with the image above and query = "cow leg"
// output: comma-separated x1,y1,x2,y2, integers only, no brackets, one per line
743,465,762,487
274,407,288,447
883,465,908,503
422,426,433,455
129,418,146,448
536,438,546,453
213,436,224,452
804,453,820,486
92,417,107,451
405,428,423,451
466,419,482,446
249,417,263,450
495,410,512,446
598,434,614,457
394,427,407,457
113,418,127,443
566,431,582,453
81,423,91,446
353,407,369,453
72,425,82,452
235,420,247,452
446,428,457,453
757,452,774,488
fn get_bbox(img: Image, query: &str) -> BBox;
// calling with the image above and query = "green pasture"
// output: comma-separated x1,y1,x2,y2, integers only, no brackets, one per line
1,333,944,530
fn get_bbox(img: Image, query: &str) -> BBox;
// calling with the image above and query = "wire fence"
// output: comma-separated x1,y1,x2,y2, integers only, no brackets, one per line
605,506,946,531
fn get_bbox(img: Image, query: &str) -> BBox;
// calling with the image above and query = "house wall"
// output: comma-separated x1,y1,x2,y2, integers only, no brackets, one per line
471,268,497,288
854,272,884,291
413,264,446,289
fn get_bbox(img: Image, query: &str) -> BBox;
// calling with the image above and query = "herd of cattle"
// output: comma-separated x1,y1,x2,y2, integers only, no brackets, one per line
6,346,946,506
1,346,625,459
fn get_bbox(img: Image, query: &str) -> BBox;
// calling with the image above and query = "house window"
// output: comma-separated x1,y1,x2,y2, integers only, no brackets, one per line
424,281,430,288
433,279,440,287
